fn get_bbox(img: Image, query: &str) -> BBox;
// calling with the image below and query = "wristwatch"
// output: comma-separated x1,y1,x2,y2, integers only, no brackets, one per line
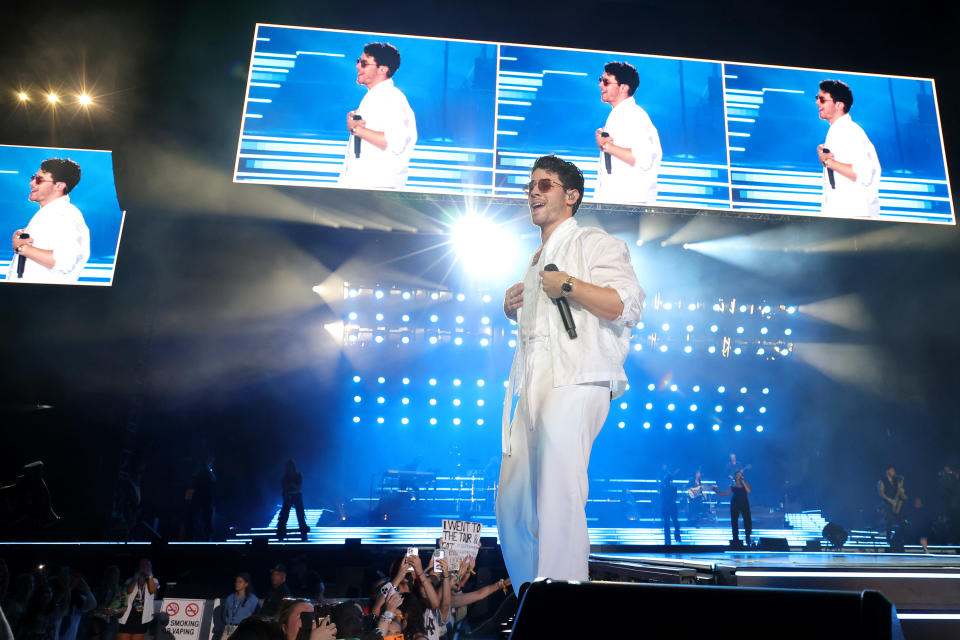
561,276,574,296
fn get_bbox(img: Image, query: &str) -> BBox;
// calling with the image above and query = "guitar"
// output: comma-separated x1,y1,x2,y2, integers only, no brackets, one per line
891,477,907,514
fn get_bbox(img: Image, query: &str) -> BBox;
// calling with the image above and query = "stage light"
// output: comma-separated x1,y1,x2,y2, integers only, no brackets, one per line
667,403,675,411
348,312,358,321
762,387,769,394
647,383,655,391
759,407,767,414
375,289,384,299
477,419,484,426
402,291,411,300
688,303,697,311
760,327,768,334
712,424,720,431
378,376,386,384
349,289,358,297
645,402,653,410
665,422,673,430
663,302,673,310
687,423,694,430
780,348,790,356
713,303,721,311
377,396,385,404
692,385,701,392
736,405,744,413
401,397,409,405
374,335,384,343
377,417,385,424
734,424,742,431
17,91,28,101
353,375,361,383
401,336,410,344
431,292,439,300
482,294,491,303
620,402,628,410
402,377,410,384
476,378,486,387
430,418,437,425
455,315,464,324
717,386,726,393
634,344,642,351
684,345,692,354
637,321,645,330
670,384,678,392
429,378,437,386
714,405,722,413
429,336,438,344
685,324,694,332
429,398,437,405
618,421,625,429
401,314,410,322
348,335,357,343
481,316,490,325
453,379,461,386
710,324,718,332
756,348,765,355
662,323,670,331
708,345,716,354
353,416,360,423
47,92,58,104
454,337,463,345
401,417,409,425
480,338,489,346
756,425,764,432
659,345,668,352
643,422,651,429
761,305,771,314
625,384,630,390
734,347,742,355
477,399,485,407
457,293,465,301
453,418,461,425
78,93,92,106
739,304,747,313
784,328,792,336
740,386,747,394
690,404,698,412
736,326,744,334
453,399,461,406
786,306,797,314
509,339,516,347
353,395,361,403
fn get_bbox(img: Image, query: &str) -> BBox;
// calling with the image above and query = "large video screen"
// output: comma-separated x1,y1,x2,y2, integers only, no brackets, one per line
234,25,953,225
0,145,125,286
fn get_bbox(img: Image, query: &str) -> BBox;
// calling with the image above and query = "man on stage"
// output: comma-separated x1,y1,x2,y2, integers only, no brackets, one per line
497,154,644,587
339,42,417,190
816,79,881,218
594,61,662,204
8,158,89,283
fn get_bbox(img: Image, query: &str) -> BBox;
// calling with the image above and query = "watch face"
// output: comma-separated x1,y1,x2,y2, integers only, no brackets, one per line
561,282,572,292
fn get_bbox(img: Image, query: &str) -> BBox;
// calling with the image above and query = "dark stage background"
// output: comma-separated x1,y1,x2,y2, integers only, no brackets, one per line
0,0,958,540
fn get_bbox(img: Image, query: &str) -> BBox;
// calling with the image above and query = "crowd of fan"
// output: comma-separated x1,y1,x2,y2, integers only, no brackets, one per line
0,550,511,640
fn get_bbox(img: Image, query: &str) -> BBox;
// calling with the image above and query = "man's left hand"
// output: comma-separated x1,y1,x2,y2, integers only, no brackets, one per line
347,111,366,134
539,269,570,299
817,144,834,166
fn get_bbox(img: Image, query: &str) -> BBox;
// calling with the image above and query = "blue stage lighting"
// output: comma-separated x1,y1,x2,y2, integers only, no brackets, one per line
349,289,358,298
480,338,489,347
784,328,793,336
402,377,410,384
456,315,464,324
353,416,360,423
717,385,726,393
780,348,790,356
377,417,384,424
375,313,384,321
663,302,673,310
734,424,742,432
401,336,410,344
647,383,655,391
477,399,485,407
481,316,490,325
736,326,744,334
643,422,651,429
401,397,410,405
618,421,625,429
477,419,484,426
734,347,742,355
667,403,675,411
659,345,668,352
429,378,437,386
692,385,701,392
712,424,720,431
634,344,642,352
477,379,485,387
645,402,653,410
637,321,645,330
430,418,437,425
714,405,722,413
353,395,361,403
620,402,628,410
740,386,747,394
401,417,409,425
761,305,771,314
736,405,744,413
348,312,358,320
453,418,461,425
756,348,765,355
760,327,768,335
353,375,361,382
377,396,385,404
378,376,386,383
690,404,698,412
665,422,673,430
759,407,767,413
454,337,463,345
453,379,462,386
401,314,410,322
684,345,693,354
482,294,491,303
453,399,461,406
662,323,670,331
430,314,438,323
401,291,411,301
375,290,384,299
686,324,694,332
708,345,716,354
688,303,697,311
429,336,438,344
670,384,678,392
374,335,384,343
756,425,764,432
710,324,718,332
687,423,694,430
429,398,437,405
762,387,770,394
431,292,439,300
457,294,466,302
786,306,797,314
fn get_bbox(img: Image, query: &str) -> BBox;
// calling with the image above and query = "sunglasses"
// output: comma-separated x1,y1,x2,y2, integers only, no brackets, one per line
30,174,57,184
356,58,379,68
815,95,834,103
598,76,620,86
522,178,566,195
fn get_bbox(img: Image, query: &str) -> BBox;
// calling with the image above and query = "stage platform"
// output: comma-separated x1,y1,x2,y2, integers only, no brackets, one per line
589,550,960,639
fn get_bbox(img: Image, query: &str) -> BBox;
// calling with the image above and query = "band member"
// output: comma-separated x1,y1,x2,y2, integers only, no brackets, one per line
724,453,743,480
339,42,417,190
277,459,310,541
816,79,881,218
8,158,89,283
714,470,752,548
659,466,681,545
687,469,707,524
497,154,644,587
594,61,661,204
878,465,906,543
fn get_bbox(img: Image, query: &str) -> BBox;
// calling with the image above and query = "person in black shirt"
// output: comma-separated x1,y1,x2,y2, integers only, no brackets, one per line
658,466,681,545
277,461,310,542
258,566,290,619
687,469,707,525
878,465,906,545
714,470,752,548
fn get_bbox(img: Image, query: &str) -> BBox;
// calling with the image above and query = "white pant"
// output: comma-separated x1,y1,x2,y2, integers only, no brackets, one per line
495,346,610,587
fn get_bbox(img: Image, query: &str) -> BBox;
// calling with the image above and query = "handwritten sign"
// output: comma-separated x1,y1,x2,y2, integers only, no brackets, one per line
439,519,482,570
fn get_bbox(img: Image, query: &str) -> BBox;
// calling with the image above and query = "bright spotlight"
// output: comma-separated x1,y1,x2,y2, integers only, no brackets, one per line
352,376,361,383
683,345,692,354
353,416,360,423
740,386,747,394
402,377,410,384
429,418,437,425
47,92,58,104
710,324,718,332
708,345,716,354
687,423,694,430
717,386,726,393
734,424,742,432
353,395,361,403
759,407,767,414
712,424,720,431
428,336,438,344
451,214,517,280
659,345,668,352
454,337,463,345
643,422,651,429
453,418,461,425
667,403,675,411
401,397,409,405
665,422,673,430
618,421,626,429
457,293,466,301
662,323,670,331
784,328,793,336
756,425,764,432
714,405,722,413
762,387,770,394
647,383,655,391
689,404,698,412
375,313,384,321
645,402,653,410
786,305,797,314
377,396,385,404
480,338,489,346
670,384,678,392
17,91,28,101
377,417,384,424
78,93,92,106
401,417,409,425
453,379,461,386
374,335,384,343
477,379,485,387
620,402,628,410
374,289,384,299
692,385,701,392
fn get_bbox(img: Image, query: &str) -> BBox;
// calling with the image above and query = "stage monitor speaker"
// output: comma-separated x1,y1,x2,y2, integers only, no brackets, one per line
509,579,902,640
757,537,790,551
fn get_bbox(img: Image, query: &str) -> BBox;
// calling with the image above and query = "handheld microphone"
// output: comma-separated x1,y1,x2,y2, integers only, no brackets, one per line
544,264,577,339
823,147,835,189
352,115,363,158
16,232,29,278
600,132,612,174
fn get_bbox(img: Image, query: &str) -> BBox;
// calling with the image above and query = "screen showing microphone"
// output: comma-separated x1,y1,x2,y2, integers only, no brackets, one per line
16,232,29,278
600,132,611,174
353,114,363,158
544,263,577,339
823,147,835,188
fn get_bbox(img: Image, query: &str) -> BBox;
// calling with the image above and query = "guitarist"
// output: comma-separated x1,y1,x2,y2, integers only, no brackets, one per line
878,465,906,544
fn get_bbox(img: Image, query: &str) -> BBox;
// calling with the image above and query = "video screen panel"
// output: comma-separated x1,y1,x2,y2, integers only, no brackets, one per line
234,24,953,225
0,145,125,286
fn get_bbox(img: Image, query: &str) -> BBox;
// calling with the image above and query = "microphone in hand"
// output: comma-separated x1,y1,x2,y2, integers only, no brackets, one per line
544,264,577,339
600,132,612,174
353,114,363,158
823,147,835,188
16,232,29,279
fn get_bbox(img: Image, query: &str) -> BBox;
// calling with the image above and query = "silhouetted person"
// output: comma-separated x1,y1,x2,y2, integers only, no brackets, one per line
277,460,309,541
